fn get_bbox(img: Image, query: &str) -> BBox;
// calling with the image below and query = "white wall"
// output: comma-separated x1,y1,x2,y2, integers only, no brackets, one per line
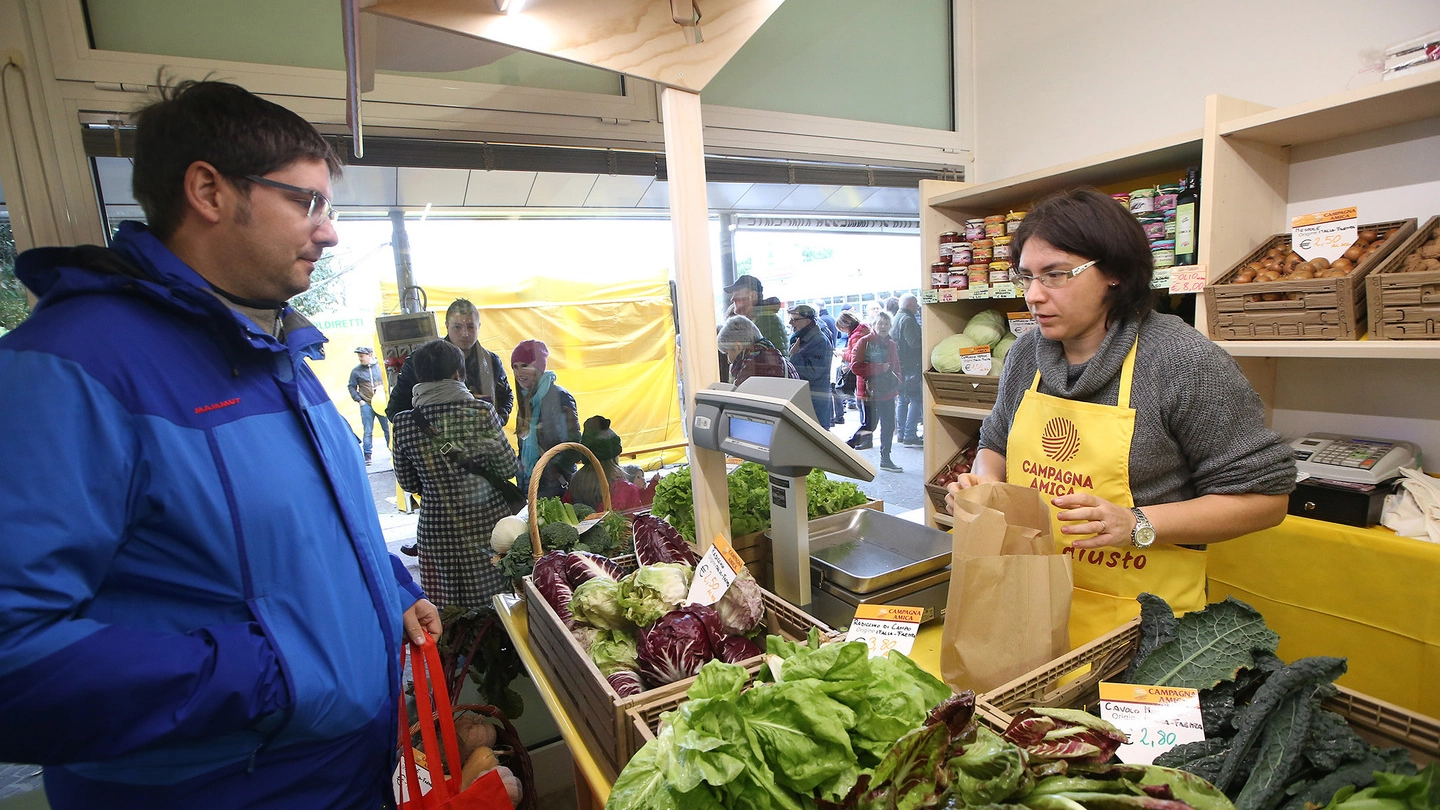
971,0,1440,181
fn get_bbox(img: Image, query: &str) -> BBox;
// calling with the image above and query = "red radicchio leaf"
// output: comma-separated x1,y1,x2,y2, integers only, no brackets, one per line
632,515,674,567
715,635,764,663
1002,707,1127,764
635,605,721,686
607,669,645,697
533,551,576,628
564,550,624,587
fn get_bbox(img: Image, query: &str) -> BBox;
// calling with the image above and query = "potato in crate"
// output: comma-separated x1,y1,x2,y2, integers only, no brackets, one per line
1205,219,1416,339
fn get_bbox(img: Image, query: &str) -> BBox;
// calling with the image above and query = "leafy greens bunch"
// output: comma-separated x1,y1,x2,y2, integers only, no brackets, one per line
650,462,870,543
1123,595,1423,810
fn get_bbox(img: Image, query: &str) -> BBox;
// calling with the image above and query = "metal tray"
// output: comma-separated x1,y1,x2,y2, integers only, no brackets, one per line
807,509,952,594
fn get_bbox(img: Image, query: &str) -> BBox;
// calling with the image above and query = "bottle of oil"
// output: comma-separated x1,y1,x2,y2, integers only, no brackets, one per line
1174,166,1200,266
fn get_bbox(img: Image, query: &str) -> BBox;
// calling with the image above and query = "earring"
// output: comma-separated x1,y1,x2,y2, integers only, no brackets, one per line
1109,282,1119,288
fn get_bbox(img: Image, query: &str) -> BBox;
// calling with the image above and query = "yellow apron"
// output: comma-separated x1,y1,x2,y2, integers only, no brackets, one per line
1006,338,1207,647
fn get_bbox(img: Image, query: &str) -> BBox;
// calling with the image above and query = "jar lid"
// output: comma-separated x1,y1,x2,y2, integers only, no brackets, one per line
1157,184,1183,193
1006,210,1027,219
1151,240,1176,249
965,217,985,224
1130,187,1157,197
993,235,1012,244
988,260,1012,269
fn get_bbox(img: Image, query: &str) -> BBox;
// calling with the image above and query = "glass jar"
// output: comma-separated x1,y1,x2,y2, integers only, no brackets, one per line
1005,210,1027,235
992,235,1013,261
964,218,986,241
951,241,974,266
972,238,994,263
984,214,1007,238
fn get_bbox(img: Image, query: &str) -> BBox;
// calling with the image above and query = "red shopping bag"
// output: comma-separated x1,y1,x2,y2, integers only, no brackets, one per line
397,633,513,810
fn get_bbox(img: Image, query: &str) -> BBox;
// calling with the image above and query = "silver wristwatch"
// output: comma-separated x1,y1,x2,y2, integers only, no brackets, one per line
1130,507,1156,549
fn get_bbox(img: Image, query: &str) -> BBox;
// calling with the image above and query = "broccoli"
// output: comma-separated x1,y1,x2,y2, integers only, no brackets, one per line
573,503,596,521
539,521,580,552
580,510,632,557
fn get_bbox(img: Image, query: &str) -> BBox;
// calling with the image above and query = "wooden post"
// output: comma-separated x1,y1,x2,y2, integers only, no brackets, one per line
661,86,729,549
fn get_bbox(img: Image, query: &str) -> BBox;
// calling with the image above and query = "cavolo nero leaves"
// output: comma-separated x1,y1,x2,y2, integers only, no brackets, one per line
1129,598,1280,691
1122,592,1182,682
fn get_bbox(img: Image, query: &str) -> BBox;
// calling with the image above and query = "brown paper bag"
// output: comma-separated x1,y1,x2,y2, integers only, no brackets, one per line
940,482,1072,694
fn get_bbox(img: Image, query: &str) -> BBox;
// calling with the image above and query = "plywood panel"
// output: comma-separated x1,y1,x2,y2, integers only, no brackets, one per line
364,0,785,92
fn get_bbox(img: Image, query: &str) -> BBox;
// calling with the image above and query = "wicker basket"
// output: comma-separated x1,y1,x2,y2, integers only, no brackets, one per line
527,441,612,557
408,703,537,810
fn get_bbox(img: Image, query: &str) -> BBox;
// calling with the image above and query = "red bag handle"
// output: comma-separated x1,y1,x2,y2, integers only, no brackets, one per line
399,631,466,809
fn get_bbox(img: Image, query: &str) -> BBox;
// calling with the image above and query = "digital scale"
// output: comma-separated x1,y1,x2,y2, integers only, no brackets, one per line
690,377,954,628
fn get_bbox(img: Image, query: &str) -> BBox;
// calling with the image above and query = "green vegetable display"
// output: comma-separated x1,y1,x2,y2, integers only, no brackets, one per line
930,334,981,373
616,563,693,627
1127,595,1423,810
1321,764,1439,809
962,308,1009,348
650,462,870,543
570,577,628,630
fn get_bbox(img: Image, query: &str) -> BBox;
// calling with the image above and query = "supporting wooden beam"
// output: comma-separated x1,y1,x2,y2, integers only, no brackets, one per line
661,86,728,548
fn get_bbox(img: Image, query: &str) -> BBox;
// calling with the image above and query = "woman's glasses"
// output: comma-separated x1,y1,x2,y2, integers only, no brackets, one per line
1009,259,1097,290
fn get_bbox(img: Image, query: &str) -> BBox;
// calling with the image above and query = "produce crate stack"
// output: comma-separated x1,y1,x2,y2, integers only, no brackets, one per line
926,437,978,513
1205,219,1416,340
1366,215,1440,339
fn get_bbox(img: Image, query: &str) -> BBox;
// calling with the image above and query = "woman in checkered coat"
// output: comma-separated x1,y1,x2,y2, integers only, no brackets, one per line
393,339,520,607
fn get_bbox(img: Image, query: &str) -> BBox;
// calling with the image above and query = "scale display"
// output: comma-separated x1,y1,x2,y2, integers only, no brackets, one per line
727,415,774,448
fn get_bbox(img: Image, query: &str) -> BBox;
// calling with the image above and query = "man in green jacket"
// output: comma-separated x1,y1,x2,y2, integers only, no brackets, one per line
724,274,788,358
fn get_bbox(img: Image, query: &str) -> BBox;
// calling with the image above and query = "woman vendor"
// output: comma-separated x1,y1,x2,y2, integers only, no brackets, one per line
946,188,1296,647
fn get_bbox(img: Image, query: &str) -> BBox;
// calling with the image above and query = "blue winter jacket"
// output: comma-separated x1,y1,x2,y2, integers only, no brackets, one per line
0,223,424,809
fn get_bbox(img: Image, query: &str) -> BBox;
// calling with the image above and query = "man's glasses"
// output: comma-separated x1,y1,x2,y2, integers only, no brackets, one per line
1009,259,1098,290
241,175,338,226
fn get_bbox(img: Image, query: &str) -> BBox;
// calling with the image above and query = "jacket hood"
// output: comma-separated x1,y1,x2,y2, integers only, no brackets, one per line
15,221,324,358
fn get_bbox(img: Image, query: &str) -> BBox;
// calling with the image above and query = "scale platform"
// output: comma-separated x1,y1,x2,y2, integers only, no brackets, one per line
803,509,952,631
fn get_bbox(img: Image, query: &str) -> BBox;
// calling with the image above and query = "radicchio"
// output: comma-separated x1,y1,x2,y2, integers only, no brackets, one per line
636,604,723,686
607,670,645,697
564,550,624,587
1001,707,1127,763
715,635,764,663
714,570,765,635
633,514,699,566
532,551,576,628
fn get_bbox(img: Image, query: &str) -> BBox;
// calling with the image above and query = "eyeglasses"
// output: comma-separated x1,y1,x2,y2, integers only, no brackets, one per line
241,175,338,226
1009,259,1098,290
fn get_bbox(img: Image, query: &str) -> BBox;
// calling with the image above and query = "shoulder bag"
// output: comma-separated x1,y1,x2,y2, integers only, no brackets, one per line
410,406,526,515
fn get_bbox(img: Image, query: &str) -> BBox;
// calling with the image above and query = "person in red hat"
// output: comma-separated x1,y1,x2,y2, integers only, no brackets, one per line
511,339,582,498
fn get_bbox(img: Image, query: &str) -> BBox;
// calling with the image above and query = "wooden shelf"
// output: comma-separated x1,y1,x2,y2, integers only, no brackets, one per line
1216,340,1440,360
927,129,1203,212
1219,70,1440,147
933,404,992,420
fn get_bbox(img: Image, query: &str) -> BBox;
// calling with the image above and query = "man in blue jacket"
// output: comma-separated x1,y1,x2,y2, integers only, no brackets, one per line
0,80,439,809
786,304,834,429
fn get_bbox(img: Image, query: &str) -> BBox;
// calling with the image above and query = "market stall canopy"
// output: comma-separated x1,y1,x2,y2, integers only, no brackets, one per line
360,0,786,92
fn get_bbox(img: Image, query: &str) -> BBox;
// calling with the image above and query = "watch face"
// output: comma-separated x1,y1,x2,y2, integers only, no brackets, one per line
1134,526,1157,548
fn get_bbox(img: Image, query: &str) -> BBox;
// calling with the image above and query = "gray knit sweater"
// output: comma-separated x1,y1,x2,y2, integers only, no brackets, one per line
979,312,1296,507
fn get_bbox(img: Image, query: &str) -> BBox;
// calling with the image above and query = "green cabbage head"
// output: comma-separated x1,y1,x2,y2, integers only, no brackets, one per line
930,334,980,373
617,563,694,626
963,308,1010,348
570,577,629,630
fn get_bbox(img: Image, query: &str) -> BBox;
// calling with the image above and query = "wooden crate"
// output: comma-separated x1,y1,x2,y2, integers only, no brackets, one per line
1367,215,1440,339
521,576,836,780
977,619,1440,765
926,439,980,513
926,370,1000,407
1205,219,1416,340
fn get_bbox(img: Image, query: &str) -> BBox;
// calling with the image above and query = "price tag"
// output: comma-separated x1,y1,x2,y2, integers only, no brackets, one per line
990,281,1018,299
937,288,959,303
968,284,991,299
1291,207,1358,264
686,533,745,606
920,289,940,304
958,344,992,375
845,604,923,657
393,749,434,802
1150,267,1172,289
1006,311,1037,337
1167,264,1207,294
1098,682,1206,765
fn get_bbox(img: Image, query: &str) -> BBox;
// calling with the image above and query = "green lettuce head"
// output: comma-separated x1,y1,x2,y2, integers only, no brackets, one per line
618,563,694,627
587,628,639,676
570,577,629,630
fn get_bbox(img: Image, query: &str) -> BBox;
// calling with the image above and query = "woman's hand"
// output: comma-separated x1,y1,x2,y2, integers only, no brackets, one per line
1051,492,1137,549
943,474,999,513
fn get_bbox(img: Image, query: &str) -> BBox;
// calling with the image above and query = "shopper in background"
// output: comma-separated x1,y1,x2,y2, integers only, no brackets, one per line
348,346,391,464
786,304,833,429
392,339,518,607
718,314,799,385
0,79,438,809
945,187,1295,647
893,294,924,447
387,298,513,427
815,301,839,349
853,310,903,472
885,296,901,316
569,415,647,512
512,339,582,499
723,274,789,357
837,310,872,448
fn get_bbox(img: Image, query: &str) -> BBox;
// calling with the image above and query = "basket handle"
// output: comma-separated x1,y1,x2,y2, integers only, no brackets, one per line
528,441,612,558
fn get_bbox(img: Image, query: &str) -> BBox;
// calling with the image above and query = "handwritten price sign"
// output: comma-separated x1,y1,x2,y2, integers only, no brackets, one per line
1006,311,1037,337
958,344,993,376
686,534,746,606
1292,206,1358,264
1098,682,1206,765
845,604,923,658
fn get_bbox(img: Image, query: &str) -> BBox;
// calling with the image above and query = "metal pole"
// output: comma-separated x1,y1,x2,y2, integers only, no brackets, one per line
388,208,419,313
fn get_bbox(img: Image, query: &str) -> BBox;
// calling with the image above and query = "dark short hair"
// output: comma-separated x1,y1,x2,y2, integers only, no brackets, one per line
1012,188,1154,323
131,80,342,241
411,339,466,384
445,299,480,324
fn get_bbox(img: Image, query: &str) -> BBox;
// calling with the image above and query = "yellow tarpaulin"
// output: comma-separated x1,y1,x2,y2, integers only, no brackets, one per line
373,277,689,469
